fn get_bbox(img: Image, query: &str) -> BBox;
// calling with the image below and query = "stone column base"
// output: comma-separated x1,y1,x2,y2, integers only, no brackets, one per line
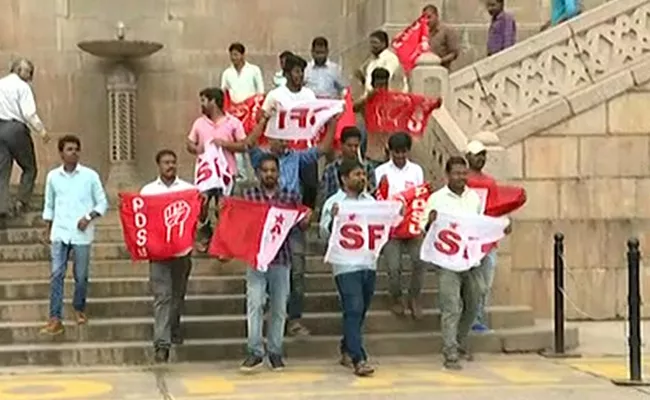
104,161,141,197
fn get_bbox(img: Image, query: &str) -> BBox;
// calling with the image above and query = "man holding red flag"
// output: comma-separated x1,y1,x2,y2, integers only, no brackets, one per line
374,132,426,318
465,139,525,333
139,149,197,363
245,53,340,338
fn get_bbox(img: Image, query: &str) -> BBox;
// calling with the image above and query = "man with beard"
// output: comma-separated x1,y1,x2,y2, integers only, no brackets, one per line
305,37,345,99
186,87,247,252
40,135,108,336
423,4,460,69
0,58,50,225
319,126,376,210
355,30,405,95
320,158,377,377
245,53,339,338
140,149,195,363
240,153,309,372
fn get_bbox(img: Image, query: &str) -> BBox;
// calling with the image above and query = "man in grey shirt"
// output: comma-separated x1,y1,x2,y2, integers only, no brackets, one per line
304,37,345,99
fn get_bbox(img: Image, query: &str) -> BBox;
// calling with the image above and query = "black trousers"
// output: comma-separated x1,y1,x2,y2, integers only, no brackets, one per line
0,120,35,215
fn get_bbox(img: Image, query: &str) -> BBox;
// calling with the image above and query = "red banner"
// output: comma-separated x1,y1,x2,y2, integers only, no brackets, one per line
376,178,432,239
119,190,202,261
224,91,266,135
392,14,431,73
466,173,527,217
365,89,441,136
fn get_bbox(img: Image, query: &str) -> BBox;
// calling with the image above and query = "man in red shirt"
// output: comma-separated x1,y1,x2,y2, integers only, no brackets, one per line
465,140,498,333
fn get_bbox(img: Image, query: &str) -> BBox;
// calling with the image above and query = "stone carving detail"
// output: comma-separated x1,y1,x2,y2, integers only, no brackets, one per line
449,1,650,135
108,91,136,162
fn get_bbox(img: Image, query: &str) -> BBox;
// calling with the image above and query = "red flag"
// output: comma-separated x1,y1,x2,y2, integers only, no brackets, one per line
466,172,527,217
365,89,441,136
334,88,356,149
376,180,432,239
224,91,266,138
392,14,431,73
209,197,308,270
119,189,202,261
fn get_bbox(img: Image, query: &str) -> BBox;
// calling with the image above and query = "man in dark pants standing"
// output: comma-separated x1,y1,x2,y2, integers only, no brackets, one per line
0,58,49,224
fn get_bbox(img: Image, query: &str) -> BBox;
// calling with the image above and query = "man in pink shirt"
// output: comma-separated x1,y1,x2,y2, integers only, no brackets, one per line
186,87,247,251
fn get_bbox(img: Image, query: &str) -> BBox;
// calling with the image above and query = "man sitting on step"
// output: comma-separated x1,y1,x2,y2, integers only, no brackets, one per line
140,149,195,363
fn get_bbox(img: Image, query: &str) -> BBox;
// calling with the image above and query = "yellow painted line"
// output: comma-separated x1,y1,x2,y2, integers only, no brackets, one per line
0,379,113,400
183,372,326,394
168,383,608,400
488,365,562,384
566,362,639,380
409,370,487,385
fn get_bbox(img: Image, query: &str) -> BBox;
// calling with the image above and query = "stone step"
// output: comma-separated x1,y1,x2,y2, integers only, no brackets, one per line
0,326,580,366
0,240,332,262
0,306,534,344
0,290,439,321
0,256,420,279
0,225,325,246
0,273,438,300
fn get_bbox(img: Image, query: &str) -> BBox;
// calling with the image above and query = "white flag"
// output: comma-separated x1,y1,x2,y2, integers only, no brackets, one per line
420,211,509,271
325,201,402,265
266,99,344,141
194,144,234,195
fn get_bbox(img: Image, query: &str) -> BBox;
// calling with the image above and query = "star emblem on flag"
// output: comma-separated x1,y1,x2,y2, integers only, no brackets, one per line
348,213,357,221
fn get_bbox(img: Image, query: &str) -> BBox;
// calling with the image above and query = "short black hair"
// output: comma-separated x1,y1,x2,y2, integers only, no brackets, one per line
57,134,81,152
257,152,280,170
369,30,389,46
445,156,467,173
228,42,245,54
423,4,438,14
199,87,225,109
283,54,307,75
371,67,390,85
340,126,362,143
279,50,294,60
338,158,365,184
311,36,329,48
155,149,177,164
388,132,412,152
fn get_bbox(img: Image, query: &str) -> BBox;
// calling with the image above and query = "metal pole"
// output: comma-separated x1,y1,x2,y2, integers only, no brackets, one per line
627,238,642,382
553,232,565,354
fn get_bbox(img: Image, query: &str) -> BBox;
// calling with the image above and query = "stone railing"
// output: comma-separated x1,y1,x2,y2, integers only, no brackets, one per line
447,0,650,140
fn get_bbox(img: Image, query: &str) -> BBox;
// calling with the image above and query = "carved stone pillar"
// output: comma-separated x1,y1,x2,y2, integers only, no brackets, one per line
104,63,140,194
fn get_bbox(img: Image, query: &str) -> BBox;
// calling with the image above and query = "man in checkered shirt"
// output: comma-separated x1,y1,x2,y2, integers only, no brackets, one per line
318,126,376,212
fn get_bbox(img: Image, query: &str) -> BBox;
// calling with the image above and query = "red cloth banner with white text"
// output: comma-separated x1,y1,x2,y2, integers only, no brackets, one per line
194,144,234,195
265,99,344,142
391,14,431,74
209,197,308,271
376,179,432,239
324,201,403,265
119,189,202,261
224,91,266,135
420,211,510,271
365,90,441,136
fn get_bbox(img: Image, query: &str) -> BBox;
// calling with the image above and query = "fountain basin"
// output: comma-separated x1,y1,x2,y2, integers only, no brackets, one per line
77,40,163,59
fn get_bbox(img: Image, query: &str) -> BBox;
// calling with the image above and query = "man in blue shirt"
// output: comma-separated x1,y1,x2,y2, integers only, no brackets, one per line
245,54,339,337
39,135,108,335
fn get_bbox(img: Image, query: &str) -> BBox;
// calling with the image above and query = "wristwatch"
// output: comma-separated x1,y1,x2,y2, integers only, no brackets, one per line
84,213,92,222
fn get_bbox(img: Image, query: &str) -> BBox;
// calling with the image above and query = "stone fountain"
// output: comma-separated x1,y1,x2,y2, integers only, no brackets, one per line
77,22,163,193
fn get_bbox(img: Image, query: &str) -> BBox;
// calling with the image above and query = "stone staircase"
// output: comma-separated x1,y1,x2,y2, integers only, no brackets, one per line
0,195,577,366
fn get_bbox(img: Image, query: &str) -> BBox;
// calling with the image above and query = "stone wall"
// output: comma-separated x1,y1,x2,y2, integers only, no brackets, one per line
489,87,650,320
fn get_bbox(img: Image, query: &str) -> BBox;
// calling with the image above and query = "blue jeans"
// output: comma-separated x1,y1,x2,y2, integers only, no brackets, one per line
288,228,306,320
246,265,290,357
475,248,497,326
49,241,91,319
335,269,376,364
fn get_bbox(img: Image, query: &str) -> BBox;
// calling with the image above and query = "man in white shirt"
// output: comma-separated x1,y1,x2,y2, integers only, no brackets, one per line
221,43,265,183
140,149,195,363
0,58,50,222
355,30,406,95
375,133,426,319
421,156,486,371
273,51,293,88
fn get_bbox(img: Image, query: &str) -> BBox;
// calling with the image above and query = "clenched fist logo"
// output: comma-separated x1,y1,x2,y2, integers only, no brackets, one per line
163,200,191,243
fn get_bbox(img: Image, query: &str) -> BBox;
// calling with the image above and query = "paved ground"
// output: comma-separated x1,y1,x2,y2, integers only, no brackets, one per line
1,321,650,400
